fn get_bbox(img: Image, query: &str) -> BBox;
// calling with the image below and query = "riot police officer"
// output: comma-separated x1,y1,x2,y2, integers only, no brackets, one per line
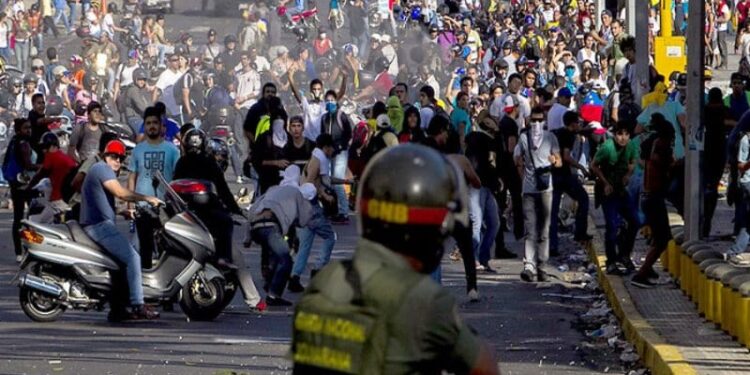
291,144,499,375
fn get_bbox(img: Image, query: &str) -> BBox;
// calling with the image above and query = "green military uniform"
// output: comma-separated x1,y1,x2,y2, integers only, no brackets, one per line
292,239,481,374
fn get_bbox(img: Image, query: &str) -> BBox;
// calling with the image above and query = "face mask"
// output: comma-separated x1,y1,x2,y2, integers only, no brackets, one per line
326,101,337,113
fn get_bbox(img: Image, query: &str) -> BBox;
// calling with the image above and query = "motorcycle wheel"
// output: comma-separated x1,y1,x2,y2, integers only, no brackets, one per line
179,275,225,321
19,263,66,322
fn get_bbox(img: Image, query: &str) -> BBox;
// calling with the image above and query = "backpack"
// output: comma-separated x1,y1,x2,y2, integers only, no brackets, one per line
362,128,395,162
2,139,22,182
291,260,422,375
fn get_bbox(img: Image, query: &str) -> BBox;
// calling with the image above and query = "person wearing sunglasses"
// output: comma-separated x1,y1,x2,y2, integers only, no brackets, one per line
513,106,561,283
80,138,163,321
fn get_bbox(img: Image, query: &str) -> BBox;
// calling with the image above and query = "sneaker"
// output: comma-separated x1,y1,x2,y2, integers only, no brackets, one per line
449,248,462,261
520,269,535,282
236,176,243,184
15,255,23,263
287,276,305,293
475,263,486,271
266,296,293,306
645,268,660,280
631,275,656,289
494,247,517,259
480,264,498,274
249,300,267,313
728,253,750,267
468,289,479,302
216,258,239,270
128,305,160,320
620,258,636,274
536,269,550,282
331,214,350,225
606,264,624,276
107,307,130,323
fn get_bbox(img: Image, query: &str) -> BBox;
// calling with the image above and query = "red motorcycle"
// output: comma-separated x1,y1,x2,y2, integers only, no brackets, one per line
277,0,319,30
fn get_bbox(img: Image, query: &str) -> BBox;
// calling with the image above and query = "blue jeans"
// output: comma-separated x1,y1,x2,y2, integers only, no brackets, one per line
292,204,336,277
252,225,292,298
469,187,499,266
626,170,645,227
601,192,638,266
84,220,143,306
550,173,589,251
14,40,29,72
54,7,71,32
331,150,349,216
0,47,10,62
67,2,76,29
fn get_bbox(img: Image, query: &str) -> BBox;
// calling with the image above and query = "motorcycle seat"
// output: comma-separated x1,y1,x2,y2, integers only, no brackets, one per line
66,221,106,253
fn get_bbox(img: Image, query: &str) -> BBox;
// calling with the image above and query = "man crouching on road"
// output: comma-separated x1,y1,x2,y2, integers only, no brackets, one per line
247,182,317,307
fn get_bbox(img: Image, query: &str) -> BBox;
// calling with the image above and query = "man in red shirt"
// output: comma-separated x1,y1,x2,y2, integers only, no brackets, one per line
26,132,77,223
352,56,393,101
738,0,750,29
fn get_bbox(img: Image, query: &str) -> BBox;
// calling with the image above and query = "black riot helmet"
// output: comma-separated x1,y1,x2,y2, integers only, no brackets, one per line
182,128,206,154
357,144,469,273
207,138,230,172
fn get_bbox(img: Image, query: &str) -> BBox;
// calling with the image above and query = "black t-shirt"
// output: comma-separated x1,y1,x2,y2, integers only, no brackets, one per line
173,152,242,214
28,110,46,154
282,138,315,164
465,131,500,192
552,127,577,177
218,50,241,75
243,99,268,138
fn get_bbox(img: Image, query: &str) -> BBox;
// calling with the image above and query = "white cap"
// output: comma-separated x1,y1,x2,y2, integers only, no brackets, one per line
371,33,382,42
380,34,391,43
376,114,391,129
300,183,317,201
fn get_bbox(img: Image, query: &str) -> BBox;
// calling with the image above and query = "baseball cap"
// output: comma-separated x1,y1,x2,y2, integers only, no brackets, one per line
300,183,317,201
558,87,574,98
104,140,126,157
52,65,68,77
31,58,44,68
502,94,519,113
376,114,391,129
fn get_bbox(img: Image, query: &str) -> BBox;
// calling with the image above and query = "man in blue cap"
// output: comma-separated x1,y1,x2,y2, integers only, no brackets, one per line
547,87,574,131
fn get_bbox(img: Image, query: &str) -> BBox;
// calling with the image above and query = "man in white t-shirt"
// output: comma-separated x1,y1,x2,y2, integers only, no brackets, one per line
547,87,573,131
152,55,184,117
490,73,530,128
234,50,261,110
289,71,347,142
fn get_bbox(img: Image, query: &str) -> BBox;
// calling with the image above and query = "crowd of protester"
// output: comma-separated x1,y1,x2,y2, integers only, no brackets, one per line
2,0,750,314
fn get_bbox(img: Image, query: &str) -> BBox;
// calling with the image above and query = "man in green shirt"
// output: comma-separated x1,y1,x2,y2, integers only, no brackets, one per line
591,121,639,275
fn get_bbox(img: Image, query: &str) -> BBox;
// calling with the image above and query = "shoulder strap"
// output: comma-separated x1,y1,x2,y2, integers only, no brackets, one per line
525,131,537,169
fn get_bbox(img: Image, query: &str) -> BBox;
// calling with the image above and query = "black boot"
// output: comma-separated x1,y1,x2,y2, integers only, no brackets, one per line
287,275,305,293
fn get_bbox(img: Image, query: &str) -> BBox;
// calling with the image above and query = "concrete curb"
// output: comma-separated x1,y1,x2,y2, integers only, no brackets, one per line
585,218,698,375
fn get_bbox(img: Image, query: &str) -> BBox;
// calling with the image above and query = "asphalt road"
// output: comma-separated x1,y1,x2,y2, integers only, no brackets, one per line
0,2,624,374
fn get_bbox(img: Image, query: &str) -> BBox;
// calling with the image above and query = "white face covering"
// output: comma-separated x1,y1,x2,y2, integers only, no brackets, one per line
272,119,288,148
530,120,544,149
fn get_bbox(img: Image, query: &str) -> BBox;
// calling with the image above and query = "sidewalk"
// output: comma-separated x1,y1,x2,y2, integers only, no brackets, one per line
589,197,750,375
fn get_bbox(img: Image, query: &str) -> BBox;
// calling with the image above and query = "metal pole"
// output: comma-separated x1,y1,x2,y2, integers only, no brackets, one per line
684,0,705,241
627,0,636,37
634,0,649,104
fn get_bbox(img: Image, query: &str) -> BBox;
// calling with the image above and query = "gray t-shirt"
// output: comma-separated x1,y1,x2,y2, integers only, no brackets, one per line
80,161,117,226
70,123,103,162
513,131,560,194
